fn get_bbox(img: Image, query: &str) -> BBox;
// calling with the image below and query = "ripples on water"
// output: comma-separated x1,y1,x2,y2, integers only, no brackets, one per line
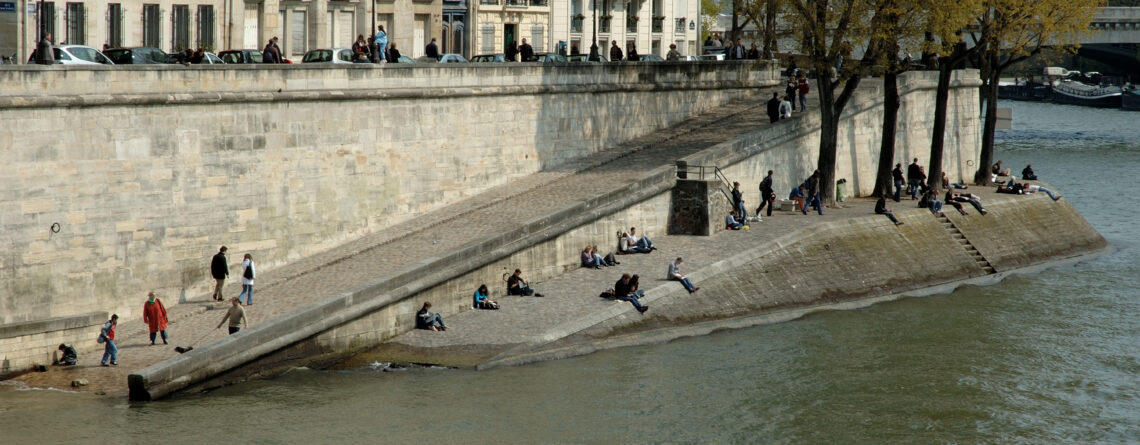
2,101,1139,443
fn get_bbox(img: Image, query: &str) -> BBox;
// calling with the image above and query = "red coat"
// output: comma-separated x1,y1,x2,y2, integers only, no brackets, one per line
143,299,168,332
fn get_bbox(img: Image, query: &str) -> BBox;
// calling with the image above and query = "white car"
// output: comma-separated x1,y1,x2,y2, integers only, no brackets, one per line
416,53,468,63
198,52,225,64
302,48,354,64
35,45,115,65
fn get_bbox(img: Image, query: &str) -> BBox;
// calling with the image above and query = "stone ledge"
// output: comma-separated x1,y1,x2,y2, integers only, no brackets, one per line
0,312,107,340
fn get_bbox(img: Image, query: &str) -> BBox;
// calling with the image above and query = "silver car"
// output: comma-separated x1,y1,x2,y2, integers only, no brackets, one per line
27,45,115,65
302,48,354,64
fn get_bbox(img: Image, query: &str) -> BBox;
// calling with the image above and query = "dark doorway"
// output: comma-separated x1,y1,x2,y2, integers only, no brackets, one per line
504,23,516,54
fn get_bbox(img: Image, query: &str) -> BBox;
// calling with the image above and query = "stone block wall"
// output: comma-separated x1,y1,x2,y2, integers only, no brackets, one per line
1,62,776,373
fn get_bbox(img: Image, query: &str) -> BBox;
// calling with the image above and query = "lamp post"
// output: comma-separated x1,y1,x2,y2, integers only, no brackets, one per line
589,0,598,60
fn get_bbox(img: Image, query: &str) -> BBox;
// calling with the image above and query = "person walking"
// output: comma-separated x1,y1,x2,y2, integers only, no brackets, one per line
142,292,169,345
238,253,256,305
216,297,248,335
755,170,774,219
766,92,781,123
425,37,440,59
98,314,118,366
802,170,823,215
797,75,810,111
211,246,229,301
907,158,924,200
36,32,54,65
891,163,906,202
785,77,798,112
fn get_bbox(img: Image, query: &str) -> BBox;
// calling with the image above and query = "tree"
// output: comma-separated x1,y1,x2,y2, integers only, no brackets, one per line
701,0,723,43
971,0,1101,185
785,0,884,206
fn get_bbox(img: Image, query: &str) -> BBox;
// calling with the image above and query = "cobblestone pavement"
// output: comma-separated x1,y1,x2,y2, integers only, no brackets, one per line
12,95,1022,395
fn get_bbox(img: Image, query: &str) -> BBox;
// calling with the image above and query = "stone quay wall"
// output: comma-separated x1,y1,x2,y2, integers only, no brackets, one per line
129,70,993,400
0,61,777,374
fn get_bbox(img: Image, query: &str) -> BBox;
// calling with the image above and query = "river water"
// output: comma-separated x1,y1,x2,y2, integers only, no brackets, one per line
2,101,1138,444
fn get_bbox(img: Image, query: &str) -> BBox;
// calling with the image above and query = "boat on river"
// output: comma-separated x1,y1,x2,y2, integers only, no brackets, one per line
1123,84,1140,111
1044,67,1123,108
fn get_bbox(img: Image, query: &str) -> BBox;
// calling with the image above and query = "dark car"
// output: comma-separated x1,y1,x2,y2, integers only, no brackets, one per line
532,53,567,63
567,54,609,63
631,54,665,62
471,54,506,63
217,49,264,64
103,47,171,64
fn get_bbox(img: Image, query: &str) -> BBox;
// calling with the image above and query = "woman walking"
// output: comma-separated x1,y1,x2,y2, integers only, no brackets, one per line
143,292,169,345
238,253,256,305
98,314,118,366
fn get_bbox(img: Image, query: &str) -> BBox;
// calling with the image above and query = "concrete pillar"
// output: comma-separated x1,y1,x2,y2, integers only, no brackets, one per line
309,0,328,49
260,0,279,48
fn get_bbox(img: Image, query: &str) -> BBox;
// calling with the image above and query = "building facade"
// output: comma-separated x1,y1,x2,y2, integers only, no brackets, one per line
0,0,441,63
554,0,697,58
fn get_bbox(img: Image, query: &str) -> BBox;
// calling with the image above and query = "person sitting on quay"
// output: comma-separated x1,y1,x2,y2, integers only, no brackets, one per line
416,302,447,331
1022,183,1062,201
668,257,700,294
56,343,78,366
943,190,969,215
789,184,805,212
582,245,603,269
725,211,748,230
627,227,657,252
473,284,499,310
875,197,904,226
618,232,651,254
595,246,618,266
918,189,944,216
947,191,987,215
996,182,1024,194
507,268,543,297
613,273,649,313
992,160,1012,177
941,172,968,190
1022,164,1038,180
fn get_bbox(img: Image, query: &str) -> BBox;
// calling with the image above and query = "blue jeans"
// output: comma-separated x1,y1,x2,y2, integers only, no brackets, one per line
734,201,747,221
908,180,921,199
149,331,168,344
239,284,254,305
618,290,645,309
878,210,900,224
1038,187,1059,200
101,339,118,365
636,236,654,250
427,314,445,329
893,179,904,202
674,277,696,292
799,92,807,111
931,200,943,213
803,193,822,215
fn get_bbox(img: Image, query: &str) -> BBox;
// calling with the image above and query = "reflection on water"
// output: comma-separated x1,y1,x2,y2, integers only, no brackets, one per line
3,101,1139,443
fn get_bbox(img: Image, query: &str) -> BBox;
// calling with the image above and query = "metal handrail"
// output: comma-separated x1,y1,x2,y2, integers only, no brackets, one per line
676,164,734,203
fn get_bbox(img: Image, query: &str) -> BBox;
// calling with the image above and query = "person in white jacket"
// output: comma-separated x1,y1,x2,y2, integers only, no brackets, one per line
238,253,256,305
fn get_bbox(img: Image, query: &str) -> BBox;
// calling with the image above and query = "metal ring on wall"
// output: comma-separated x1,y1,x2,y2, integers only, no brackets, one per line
50,223,61,233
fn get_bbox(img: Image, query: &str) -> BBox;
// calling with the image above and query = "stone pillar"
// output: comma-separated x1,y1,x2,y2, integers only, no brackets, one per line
309,0,329,50
261,0,280,48
668,179,733,236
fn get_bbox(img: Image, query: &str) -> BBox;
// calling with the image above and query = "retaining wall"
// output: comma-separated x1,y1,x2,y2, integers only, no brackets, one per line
0,61,775,373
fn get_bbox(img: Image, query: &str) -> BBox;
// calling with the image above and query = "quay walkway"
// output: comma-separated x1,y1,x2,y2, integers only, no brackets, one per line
8,93,1037,396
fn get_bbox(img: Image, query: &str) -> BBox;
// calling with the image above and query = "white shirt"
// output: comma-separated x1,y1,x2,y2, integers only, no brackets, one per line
241,259,256,285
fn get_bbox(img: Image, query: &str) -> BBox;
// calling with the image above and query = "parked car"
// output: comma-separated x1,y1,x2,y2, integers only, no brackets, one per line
532,53,567,63
416,53,467,63
632,54,665,62
28,45,116,65
397,55,415,63
218,49,264,64
103,47,170,64
677,55,701,62
567,54,609,63
198,52,224,64
471,54,506,63
302,48,353,64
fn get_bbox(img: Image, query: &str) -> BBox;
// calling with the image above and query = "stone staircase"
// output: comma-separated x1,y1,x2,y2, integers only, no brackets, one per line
938,214,996,274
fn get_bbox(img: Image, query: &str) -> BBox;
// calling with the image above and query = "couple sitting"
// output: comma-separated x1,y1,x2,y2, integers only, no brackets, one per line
618,227,657,254
600,273,649,313
726,211,749,230
581,245,619,269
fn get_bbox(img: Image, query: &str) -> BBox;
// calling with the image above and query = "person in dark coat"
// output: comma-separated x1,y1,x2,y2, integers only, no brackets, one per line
891,163,906,202
907,158,923,200
519,38,534,62
785,77,798,111
610,40,623,61
613,273,648,313
263,37,280,63
36,32,54,64
766,92,781,123
802,170,823,215
425,38,440,59
506,41,518,62
387,41,401,63
755,170,775,218
211,246,229,301
626,42,639,61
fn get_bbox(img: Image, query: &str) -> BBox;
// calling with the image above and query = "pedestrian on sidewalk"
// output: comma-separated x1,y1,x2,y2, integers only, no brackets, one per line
217,297,248,334
731,182,748,222
785,77,798,111
668,257,699,294
779,95,793,119
766,92,781,123
892,163,906,202
98,314,118,366
614,273,649,313
416,302,447,331
211,246,229,301
802,170,823,215
797,74,810,111
756,170,774,219
238,254,256,305
143,292,169,345
907,158,923,200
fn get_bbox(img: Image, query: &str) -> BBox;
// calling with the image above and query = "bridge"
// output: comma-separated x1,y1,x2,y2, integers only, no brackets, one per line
1077,7,1140,75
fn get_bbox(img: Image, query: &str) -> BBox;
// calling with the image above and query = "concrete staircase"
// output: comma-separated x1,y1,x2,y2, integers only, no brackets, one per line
938,214,997,274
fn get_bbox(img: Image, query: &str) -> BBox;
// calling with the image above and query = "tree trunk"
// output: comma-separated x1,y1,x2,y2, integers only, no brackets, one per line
817,87,840,206
926,63,952,193
873,71,900,198
976,65,1001,186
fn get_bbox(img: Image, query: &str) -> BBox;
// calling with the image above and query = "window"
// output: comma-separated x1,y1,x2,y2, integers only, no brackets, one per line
675,18,685,33
197,5,215,50
108,4,122,47
530,25,543,52
530,0,548,5
171,5,190,51
65,3,84,45
571,0,582,33
651,0,663,34
143,4,161,48
625,1,636,33
39,2,56,40
481,24,494,52
290,11,306,56
480,0,497,4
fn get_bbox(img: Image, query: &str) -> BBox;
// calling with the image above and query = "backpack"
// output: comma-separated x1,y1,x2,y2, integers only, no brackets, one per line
243,264,253,279
603,253,616,266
